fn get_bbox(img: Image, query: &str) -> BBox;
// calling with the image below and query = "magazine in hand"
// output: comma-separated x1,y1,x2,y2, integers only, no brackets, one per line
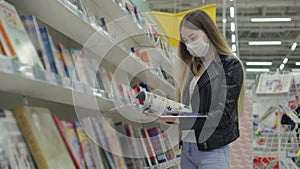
134,91,206,118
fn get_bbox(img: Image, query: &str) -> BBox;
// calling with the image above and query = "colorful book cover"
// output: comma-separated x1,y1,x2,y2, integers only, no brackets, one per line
13,106,76,169
132,126,149,167
69,48,91,85
20,15,51,71
91,117,117,169
161,131,175,161
52,40,67,77
114,122,135,168
39,26,58,74
98,117,127,169
0,109,36,169
139,128,157,165
52,115,86,169
57,43,79,80
74,120,96,169
0,2,43,69
146,128,167,163
81,117,106,169
124,123,144,168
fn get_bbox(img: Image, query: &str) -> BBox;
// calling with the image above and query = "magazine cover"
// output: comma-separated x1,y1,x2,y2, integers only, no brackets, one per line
256,74,292,94
135,91,191,115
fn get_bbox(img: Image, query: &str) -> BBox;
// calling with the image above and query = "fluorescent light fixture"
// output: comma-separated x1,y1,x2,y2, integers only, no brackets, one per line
231,22,235,32
280,63,285,70
231,34,236,43
232,44,236,52
246,62,272,66
222,19,226,23
246,68,270,72
283,58,288,64
296,62,300,66
230,7,235,18
250,18,292,22
248,41,282,45
291,42,297,51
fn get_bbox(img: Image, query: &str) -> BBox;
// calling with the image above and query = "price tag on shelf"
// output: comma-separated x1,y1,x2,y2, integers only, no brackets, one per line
0,59,14,74
44,72,57,86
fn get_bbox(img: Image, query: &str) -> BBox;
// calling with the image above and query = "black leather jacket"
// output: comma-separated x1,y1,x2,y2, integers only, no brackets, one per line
179,54,244,150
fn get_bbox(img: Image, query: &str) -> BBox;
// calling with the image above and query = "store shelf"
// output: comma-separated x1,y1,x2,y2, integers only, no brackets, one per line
0,58,165,124
85,0,173,69
8,0,175,99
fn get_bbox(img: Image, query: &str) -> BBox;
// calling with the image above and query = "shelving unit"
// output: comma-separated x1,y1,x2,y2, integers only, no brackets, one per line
0,0,181,168
8,0,176,100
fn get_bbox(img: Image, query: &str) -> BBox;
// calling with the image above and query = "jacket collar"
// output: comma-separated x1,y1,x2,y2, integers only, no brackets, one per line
197,54,223,88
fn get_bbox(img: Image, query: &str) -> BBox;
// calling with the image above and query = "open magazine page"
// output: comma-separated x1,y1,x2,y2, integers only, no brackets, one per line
134,91,207,118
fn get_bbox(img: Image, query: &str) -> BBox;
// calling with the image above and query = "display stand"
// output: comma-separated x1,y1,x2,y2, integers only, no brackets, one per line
252,71,300,168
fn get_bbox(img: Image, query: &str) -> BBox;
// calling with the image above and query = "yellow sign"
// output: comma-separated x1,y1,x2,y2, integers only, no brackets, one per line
152,4,216,46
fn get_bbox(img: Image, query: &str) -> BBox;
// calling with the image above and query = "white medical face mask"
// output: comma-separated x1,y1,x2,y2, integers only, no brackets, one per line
186,37,210,57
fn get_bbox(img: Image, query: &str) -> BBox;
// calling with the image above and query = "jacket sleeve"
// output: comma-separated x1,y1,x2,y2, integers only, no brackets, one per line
200,57,244,129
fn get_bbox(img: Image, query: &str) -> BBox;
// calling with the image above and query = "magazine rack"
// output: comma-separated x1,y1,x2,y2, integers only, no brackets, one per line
253,104,300,168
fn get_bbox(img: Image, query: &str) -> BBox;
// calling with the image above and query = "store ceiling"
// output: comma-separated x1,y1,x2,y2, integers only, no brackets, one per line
146,0,300,78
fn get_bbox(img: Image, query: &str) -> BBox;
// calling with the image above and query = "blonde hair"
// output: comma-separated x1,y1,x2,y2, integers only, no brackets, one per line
177,10,245,116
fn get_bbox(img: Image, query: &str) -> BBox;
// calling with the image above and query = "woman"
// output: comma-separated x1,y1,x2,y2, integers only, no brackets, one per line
175,10,245,169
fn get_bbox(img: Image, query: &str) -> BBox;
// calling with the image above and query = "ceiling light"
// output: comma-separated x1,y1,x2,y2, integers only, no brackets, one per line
231,34,236,43
283,58,288,64
291,42,297,51
296,62,300,66
231,22,235,32
246,62,272,66
222,19,226,23
232,44,236,52
230,7,235,18
279,64,285,70
248,41,282,45
246,68,270,72
250,18,292,22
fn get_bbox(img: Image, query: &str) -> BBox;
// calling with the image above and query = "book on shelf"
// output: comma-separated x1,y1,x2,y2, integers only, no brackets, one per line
54,44,68,77
130,125,150,167
0,109,37,169
13,106,76,169
20,15,51,72
146,128,167,164
98,117,128,169
139,128,158,165
57,43,79,80
96,17,108,33
0,1,43,69
52,115,86,169
39,26,59,75
81,117,106,169
114,122,135,168
69,48,92,86
74,120,96,169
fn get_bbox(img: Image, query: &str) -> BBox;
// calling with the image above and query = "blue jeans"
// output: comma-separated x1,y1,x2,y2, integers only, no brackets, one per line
180,142,230,169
